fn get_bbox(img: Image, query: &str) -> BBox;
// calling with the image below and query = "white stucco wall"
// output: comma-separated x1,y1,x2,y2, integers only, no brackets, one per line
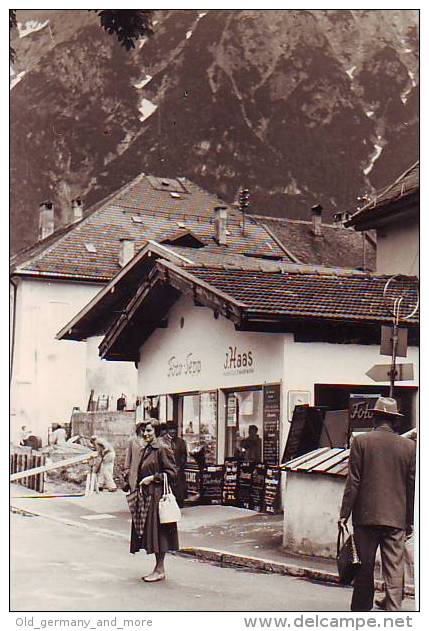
10,277,137,443
376,216,419,276
137,295,285,395
282,339,419,429
283,471,345,558
137,296,419,458
85,336,137,408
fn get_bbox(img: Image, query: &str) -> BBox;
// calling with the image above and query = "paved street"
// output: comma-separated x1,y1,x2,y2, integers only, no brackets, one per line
11,511,357,612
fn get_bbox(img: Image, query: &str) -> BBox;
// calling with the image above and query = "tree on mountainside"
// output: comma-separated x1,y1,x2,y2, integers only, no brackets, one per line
9,10,17,62
9,9,154,61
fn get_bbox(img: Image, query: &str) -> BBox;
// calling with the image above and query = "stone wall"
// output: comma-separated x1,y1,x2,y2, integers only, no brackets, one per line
71,411,136,482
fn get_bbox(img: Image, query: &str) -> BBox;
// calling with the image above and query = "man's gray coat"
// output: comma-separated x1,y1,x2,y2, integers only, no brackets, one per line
340,426,416,529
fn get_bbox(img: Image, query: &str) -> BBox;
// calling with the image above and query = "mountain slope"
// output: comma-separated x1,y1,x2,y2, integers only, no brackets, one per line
10,9,419,254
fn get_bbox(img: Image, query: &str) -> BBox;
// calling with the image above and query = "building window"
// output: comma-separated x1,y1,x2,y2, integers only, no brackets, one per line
181,391,217,465
225,389,263,462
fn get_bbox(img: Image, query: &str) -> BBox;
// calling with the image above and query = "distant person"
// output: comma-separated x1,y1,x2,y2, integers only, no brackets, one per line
159,423,172,448
190,444,206,471
241,425,262,463
123,423,146,492
50,423,67,445
23,434,42,451
339,397,416,611
90,435,117,492
166,422,188,508
18,425,31,446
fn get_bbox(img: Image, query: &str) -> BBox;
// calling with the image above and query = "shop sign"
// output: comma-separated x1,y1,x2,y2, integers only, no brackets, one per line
349,393,380,430
223,345,254,376
167,353,201,378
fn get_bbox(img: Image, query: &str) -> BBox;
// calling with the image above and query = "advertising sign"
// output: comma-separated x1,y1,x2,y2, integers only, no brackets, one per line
349,393,380,430
227,394,238,427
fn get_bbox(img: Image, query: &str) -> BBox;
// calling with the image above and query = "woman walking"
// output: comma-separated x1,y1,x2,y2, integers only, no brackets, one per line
130,421,179,582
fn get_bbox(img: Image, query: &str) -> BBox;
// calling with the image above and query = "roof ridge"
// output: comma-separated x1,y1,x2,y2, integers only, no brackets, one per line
252,214,344,228
187,264,417,281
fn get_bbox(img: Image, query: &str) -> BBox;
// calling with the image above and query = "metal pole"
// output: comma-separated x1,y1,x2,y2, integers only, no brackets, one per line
389,297,402,398
389,321,398,398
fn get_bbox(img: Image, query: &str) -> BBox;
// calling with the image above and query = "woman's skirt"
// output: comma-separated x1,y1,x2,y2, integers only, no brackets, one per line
130,493,179,554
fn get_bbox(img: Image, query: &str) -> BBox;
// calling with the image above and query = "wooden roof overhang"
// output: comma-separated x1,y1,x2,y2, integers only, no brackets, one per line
56,241,194,341
99,260,247,361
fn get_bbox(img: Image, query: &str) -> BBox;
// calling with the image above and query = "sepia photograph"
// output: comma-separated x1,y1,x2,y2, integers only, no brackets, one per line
9,7,419,623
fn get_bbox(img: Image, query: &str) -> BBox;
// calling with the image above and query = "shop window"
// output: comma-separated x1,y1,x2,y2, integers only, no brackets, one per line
181,392,217,465
225,389,263,462
143,395,161,420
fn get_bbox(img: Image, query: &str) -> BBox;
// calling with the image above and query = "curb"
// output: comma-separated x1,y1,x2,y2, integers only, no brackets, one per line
179,547,415,598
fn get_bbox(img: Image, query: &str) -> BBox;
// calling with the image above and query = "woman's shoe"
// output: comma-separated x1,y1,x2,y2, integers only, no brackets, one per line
142,572,165,583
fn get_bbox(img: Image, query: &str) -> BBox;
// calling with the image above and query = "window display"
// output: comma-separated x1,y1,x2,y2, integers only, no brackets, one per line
182,392,217,465
226,389,263,461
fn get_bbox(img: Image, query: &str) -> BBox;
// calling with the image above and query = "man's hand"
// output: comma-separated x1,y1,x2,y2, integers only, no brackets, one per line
338,517,348,531
139,475,154,486
405,525,414,540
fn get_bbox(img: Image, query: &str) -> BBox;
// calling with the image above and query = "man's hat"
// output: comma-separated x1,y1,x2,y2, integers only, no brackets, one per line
372,396,403,417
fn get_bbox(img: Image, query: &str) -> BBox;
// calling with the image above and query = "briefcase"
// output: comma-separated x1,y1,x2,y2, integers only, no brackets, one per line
337,525,361,585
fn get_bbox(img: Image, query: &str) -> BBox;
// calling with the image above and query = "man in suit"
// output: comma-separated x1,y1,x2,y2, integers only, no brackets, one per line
339,397,416,611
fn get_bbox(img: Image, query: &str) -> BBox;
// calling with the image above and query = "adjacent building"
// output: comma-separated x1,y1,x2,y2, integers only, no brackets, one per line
255,206,376,271
10,174,288,441
346,161,419,276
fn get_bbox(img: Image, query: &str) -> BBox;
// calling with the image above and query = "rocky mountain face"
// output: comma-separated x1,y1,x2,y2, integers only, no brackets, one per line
10,9,419,254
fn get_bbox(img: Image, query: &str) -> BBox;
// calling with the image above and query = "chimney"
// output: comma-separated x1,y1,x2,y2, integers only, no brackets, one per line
311,204,323,236
119,238,135,267
39,201,54,240
213,206,228,245
333,211,351,229
71,198,83,223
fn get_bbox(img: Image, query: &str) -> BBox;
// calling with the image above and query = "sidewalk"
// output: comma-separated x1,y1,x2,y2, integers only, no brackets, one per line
10,484,414,598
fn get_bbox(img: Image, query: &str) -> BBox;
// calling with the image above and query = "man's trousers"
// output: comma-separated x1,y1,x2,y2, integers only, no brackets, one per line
352,525,405,611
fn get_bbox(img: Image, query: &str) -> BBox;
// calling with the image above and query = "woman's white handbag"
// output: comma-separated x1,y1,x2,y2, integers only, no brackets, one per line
159,473,181,524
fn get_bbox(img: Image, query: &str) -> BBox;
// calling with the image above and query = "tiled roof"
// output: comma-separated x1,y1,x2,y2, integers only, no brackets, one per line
57,241,370,342
254,216,376,270
10,173,286,281
178,265,419,325
347,161,419,228
98,260,418,360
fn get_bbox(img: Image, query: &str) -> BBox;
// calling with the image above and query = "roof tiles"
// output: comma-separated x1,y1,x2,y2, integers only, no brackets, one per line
184,266,419,324
11,174,286,281
255,216,376,270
